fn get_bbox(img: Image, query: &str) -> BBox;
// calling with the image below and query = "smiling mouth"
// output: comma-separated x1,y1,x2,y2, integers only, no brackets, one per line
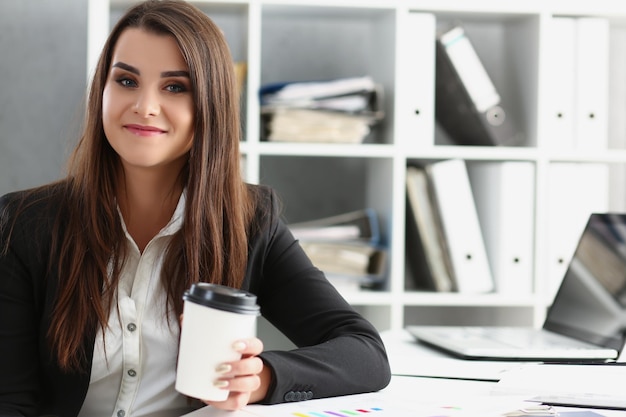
125,124,166,136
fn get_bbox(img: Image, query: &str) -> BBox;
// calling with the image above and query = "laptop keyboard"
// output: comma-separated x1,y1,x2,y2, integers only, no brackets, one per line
457,327,589,350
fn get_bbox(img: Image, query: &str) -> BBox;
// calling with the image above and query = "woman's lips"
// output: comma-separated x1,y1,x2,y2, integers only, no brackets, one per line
125,124,166,137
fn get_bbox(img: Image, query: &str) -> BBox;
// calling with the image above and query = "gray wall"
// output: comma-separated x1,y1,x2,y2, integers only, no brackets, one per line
0,0,87,196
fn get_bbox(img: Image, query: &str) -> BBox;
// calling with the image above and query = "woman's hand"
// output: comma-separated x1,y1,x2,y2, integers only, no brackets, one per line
202,337,272,410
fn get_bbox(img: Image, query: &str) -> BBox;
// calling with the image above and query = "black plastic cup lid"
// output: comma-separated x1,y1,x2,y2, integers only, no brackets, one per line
183,283,260,315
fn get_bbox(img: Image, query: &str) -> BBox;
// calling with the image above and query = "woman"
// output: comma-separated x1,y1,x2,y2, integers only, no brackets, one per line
0,1,390,416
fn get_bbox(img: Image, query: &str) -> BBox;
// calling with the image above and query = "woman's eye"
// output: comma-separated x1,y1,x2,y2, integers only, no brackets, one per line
116,77,137,88
165,83,187,93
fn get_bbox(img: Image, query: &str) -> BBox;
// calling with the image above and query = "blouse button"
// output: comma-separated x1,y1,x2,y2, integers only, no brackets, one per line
127,323,137,332
128,369,137,377
117,410,125,417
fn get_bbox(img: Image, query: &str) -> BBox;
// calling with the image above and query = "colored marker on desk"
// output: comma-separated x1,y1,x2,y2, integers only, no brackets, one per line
290,407,384,417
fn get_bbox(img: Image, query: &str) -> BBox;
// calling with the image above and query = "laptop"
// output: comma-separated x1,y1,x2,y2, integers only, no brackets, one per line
406,213,626,362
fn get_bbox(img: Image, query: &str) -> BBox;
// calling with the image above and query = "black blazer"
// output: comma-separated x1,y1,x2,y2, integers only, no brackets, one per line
0,183,390,417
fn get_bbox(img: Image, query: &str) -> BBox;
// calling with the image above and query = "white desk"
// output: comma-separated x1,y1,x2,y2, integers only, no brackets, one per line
183,373,626,417
183,375,519,417
182,331,626,417
380,329,532,381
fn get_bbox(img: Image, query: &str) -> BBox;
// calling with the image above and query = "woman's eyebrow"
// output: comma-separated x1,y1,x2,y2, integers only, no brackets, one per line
112,61,139,75
111,63,189,78
161,70,190,78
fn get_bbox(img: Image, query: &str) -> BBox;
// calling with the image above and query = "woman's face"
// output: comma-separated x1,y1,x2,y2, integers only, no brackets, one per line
102,28,194,174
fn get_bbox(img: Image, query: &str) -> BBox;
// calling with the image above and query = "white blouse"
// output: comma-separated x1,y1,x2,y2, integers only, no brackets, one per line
78,193,203,417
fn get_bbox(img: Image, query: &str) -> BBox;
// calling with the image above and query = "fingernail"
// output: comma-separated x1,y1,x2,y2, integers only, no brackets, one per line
213,380,229,388
232,341,247,351
215,363,232,374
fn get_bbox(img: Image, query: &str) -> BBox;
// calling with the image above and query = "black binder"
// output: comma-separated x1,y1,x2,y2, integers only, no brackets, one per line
435,26,524,147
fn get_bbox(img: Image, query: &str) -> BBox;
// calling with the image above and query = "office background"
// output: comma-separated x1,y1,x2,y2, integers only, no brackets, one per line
0,0,87,196
4,1,626,344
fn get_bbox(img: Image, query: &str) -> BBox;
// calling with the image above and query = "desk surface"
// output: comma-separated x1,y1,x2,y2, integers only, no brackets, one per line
183,374,626,417
182,331,626,417
381,329,533,381
183,375,510,417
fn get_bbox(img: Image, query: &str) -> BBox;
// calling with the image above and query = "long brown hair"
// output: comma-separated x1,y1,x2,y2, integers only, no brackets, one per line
47,0,255,371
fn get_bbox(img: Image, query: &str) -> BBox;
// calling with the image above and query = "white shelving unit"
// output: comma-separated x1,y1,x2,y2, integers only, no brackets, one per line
88,0,626,337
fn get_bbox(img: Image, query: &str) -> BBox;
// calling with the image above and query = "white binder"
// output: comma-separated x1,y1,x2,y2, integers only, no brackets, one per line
426,159,494,293
574,18,609,150
468,162,535,295
544,17,576,150
546,163,609,301
405,166,454,292
395,12,436,147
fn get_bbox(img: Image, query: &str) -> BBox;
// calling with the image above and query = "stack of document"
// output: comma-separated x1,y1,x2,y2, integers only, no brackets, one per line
494,363,626,410
289,208,387,291
260,76,384,144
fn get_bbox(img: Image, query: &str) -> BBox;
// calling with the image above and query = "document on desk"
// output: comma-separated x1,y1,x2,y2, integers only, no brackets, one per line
182,375,532,417
183,395,519,417
494,364,626,410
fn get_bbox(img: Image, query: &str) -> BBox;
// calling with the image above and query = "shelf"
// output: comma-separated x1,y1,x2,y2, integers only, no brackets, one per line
400,292,537,308
544,149,626,163
251,142,396,158
90,0,626,333
335,288,539,309
404,145,541,162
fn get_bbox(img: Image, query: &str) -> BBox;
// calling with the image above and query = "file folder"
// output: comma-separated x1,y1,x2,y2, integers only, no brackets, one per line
574,18,609,150
405,166,454,292
468,162,535,295
544,17,577,150
435,26,524,147
395,12,436,147
426,159,494,293
546,163,609,301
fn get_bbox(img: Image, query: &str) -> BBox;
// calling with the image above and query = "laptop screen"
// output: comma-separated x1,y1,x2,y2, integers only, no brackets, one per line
544,213,626,351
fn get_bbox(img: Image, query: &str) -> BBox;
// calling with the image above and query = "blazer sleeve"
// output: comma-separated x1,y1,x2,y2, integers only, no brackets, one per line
0,192,48,416
0,190,90,417
244,188,391,404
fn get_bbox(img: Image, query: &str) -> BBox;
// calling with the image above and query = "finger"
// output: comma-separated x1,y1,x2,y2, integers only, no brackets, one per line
215,374,261,394
232,337,263,356
217,356,263,377
205,391,251,411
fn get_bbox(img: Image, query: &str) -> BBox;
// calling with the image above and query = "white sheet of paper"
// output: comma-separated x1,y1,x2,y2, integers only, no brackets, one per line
494,364,626,409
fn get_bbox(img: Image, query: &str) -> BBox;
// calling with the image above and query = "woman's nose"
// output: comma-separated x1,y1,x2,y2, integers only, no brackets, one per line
133,89,160,117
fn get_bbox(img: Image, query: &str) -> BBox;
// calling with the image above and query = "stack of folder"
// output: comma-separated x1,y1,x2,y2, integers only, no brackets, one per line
405,160,494,293
289,208,387,292
545,17,609,150
467,161,535,296
260,76,384,144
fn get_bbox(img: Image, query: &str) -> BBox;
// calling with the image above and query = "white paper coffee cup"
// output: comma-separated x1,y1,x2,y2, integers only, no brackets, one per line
176,283,260,401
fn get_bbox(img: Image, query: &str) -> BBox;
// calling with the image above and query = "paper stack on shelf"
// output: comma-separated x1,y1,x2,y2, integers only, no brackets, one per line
259,76,384,144
289,208,387,291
